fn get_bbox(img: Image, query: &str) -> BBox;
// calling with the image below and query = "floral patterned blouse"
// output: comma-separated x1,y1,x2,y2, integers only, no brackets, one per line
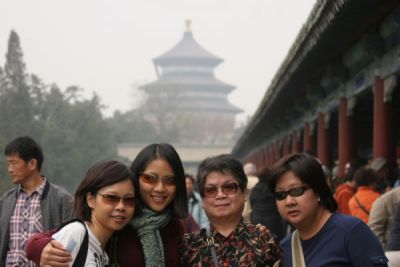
180,221,282,267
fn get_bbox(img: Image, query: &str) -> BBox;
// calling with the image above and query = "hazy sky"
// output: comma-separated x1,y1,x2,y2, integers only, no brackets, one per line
0,0,316,123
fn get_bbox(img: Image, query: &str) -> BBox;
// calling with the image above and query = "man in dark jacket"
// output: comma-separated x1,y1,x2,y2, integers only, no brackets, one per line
0,136,73,266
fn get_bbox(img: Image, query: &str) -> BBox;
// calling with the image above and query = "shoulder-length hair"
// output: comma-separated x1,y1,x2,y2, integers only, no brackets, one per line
269,153,337,212
354,166,380,187
197,154,248,197
130,143,188,218
74,160,136,221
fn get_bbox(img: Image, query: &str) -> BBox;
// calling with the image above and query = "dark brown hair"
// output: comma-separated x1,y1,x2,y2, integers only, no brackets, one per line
74,160,136,221
353,166,380,187
269,153,337,212
197,154,247,197
5,136,44,171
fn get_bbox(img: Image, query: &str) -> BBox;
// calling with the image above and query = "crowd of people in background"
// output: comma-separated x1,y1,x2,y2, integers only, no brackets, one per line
2,135,400,266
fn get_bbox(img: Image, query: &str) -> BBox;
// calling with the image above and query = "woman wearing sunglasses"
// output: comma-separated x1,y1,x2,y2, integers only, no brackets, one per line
26,143,187,267
180,154,282,266
111,142,188,266
27,160,136,266
269,153,387,267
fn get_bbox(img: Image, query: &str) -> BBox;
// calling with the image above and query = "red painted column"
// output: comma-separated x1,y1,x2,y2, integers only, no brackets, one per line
260,149,266,169
338,98,355,178
278,140,283,161
373,75,395,162
270,144,275,164
255,152,259,170
262,147,266,167
274,141,281,163
272,144,276,163
270,144,275,165
317,112,331,167
269,145,274,166
303,122,314,153
283,136,290,156
292,130,301,153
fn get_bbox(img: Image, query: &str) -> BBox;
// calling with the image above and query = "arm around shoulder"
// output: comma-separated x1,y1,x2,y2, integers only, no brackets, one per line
25,230,56,264
258,227,283,266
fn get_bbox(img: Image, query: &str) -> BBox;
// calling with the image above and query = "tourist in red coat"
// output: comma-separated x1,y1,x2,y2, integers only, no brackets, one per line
26,143,188,267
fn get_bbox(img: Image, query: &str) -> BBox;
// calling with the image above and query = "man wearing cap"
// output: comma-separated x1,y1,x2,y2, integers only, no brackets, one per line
370,157,391,192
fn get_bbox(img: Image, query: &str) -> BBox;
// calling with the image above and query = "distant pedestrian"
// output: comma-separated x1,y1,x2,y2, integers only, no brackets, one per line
387,203,400,251
185,173,208,229
250,167,285,240
369,187,400,250
348,166,381,223
0,136,73,266
334,157,366,215
242,162,259,223
370,157,392,192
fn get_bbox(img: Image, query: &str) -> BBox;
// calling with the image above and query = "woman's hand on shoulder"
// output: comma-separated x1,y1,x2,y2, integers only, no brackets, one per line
40,239,72,267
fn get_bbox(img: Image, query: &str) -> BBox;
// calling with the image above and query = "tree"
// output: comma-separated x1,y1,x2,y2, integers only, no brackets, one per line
39,85,117,192
0,31,38,194
139,85,184,142
0,31,118,195
0,30,37,139
5,30,26,87
107,109,158,144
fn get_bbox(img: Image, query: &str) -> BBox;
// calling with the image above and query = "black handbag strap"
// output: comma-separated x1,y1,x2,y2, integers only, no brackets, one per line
206,225,220,267
57,218,89,267
354,196,370,215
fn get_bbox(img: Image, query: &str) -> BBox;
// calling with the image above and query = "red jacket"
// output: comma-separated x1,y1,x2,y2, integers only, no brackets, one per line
26,218,185,267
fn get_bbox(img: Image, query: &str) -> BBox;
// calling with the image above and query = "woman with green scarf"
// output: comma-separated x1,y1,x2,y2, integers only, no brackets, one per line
111,143,188,267
26,143,188,267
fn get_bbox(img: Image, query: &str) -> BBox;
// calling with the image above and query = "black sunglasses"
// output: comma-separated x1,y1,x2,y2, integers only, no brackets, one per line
274,185,311,201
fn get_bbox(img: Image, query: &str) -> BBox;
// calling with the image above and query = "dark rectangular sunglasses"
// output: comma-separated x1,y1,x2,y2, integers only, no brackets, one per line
274,185,310,201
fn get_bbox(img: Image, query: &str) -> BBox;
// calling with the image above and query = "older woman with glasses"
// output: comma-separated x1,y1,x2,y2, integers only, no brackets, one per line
269,153,387,267
180,154,282,267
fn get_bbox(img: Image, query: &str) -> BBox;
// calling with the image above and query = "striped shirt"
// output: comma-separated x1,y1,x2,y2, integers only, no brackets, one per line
6,178,46,267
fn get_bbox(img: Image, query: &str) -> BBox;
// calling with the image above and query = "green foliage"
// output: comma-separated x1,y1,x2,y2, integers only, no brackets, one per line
0,31,118,195
107,110,158,144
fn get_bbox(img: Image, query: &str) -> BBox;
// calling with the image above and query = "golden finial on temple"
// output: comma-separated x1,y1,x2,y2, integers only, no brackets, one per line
185,19,192,32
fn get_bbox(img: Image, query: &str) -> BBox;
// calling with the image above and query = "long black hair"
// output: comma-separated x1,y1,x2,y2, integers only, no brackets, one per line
74,160,136,221
130,143,188,218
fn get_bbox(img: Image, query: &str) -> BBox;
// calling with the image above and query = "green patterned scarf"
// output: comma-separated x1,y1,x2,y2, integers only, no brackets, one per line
131,209,171,267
